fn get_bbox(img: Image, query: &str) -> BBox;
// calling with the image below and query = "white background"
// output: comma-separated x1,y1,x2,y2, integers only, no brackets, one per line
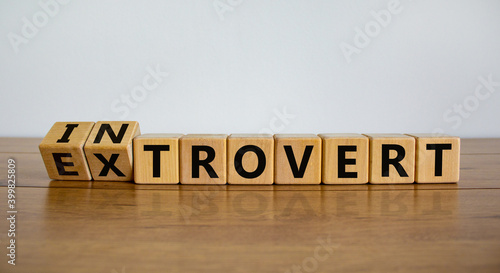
1,0,499,138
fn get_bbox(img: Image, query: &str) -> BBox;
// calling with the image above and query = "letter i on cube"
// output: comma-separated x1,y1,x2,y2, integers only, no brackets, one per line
39,122,95,180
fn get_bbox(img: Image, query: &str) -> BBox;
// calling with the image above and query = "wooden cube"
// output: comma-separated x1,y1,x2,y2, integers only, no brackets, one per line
274,134,321,184
84,121,141,181
319,133,369,184
365,134,415,184
227,134,274,184
180,134,227,184
133,134,183,184
39,122,95,180
407,134,460,183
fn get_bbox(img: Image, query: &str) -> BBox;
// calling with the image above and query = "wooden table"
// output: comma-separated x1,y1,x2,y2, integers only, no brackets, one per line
1,138,500,273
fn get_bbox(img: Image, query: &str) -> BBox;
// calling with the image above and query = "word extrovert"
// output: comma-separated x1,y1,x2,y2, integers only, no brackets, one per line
39,121,460,185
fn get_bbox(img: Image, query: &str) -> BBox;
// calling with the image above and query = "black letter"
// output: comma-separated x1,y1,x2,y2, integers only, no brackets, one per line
381,144,408,177
426,143,452,176
93,123,129,144
57,124,79,143
144,145,170,177
234,145,266,179
284,145,314,178
338,145,357,178
94,153,125,176
192,146,218,178
52,153,78,175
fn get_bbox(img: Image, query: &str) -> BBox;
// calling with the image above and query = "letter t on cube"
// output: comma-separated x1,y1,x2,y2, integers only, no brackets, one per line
133,134,183,184
407,134,460,183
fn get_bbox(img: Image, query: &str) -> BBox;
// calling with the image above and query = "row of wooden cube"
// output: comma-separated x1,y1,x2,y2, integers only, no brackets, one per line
39,121,460,184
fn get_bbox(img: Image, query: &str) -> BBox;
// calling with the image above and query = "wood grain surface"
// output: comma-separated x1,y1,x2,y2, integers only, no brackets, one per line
0,138,499,273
